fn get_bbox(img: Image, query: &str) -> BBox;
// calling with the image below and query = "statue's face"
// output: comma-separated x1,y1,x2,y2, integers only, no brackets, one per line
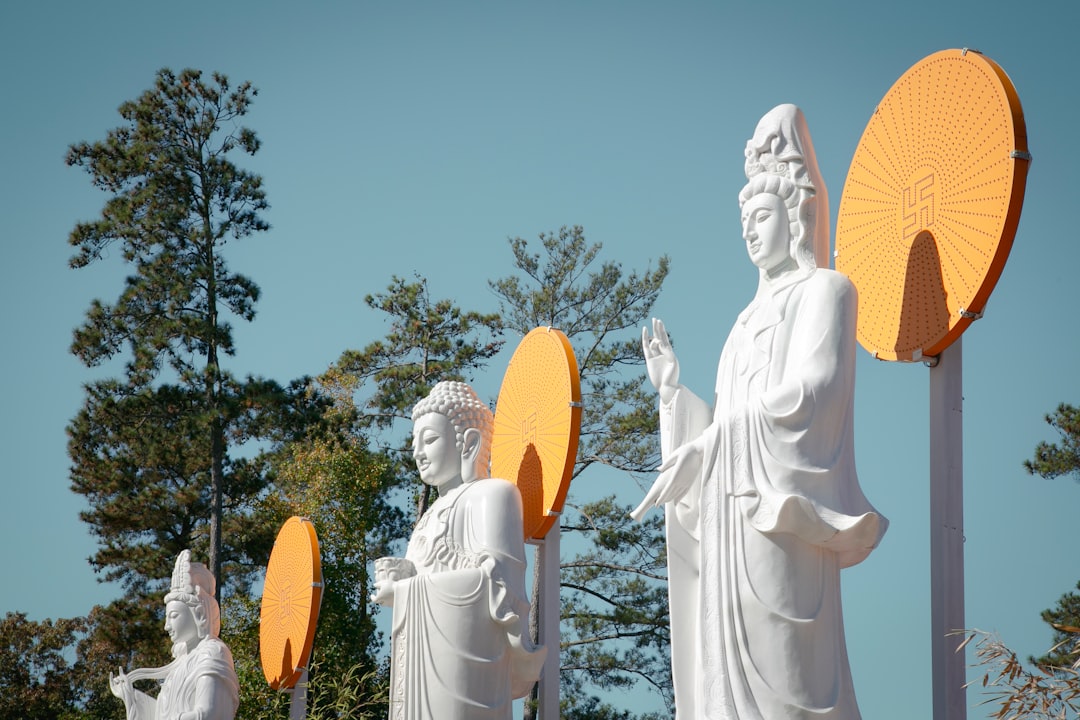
413,412,462,488
164,599,200,648
741,193,792,273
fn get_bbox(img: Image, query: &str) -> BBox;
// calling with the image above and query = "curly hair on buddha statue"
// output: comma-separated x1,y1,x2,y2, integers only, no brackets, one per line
164,550,221,640
412,381,494,470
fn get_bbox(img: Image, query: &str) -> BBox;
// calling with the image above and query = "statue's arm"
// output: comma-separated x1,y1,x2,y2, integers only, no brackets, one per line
176,673,235,720
759,272,855,426
468,480,528,566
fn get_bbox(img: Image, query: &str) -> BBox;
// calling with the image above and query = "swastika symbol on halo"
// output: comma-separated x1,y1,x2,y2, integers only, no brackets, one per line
521,411,538,444
902,173,935,243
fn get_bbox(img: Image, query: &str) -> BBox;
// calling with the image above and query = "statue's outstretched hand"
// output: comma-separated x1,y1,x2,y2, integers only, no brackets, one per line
630,439,702,521
642,318,679,405
109,668,133,703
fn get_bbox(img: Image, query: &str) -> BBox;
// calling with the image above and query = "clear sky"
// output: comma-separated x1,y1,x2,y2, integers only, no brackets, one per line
2,2,1078,718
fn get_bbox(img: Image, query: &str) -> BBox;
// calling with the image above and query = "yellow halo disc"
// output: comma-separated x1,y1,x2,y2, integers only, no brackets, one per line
259,516,323,690
835,49,1029,361
491,327,581,541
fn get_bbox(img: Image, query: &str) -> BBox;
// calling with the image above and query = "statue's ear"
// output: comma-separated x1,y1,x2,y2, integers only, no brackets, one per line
461,428,481,463
460,428,482,482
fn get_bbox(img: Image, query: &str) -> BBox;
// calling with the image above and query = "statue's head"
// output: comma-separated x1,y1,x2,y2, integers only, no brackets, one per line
411,381,493,487
163,550,220,656
742,104,829,271
739,174,802,274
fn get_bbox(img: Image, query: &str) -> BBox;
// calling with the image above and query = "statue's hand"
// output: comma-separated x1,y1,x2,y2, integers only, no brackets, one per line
630,440,702,521
108,668,131,702
371,577,395,607
642,318,679,405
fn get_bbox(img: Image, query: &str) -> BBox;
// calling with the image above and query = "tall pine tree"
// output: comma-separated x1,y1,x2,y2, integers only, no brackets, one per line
66,67,316,600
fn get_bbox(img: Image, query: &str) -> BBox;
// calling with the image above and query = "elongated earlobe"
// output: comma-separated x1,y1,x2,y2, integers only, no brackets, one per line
461,428,482,482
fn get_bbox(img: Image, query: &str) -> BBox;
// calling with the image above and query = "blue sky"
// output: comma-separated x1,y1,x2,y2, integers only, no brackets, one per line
2,2,1078,717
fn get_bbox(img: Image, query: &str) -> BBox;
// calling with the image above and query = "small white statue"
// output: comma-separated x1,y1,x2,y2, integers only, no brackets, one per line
373,381,546,720
109,550,239,720
633,104,888,720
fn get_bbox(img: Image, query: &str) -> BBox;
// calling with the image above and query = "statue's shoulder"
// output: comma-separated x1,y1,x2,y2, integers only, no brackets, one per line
195,637,235,665
466,478,523,504
805,268,856,304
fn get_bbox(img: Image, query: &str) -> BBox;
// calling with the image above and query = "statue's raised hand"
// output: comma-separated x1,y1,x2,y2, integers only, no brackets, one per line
109,667,134,704
642,318,680,405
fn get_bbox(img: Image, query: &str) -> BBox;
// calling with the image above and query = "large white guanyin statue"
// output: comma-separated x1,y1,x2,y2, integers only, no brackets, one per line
372,380,546,720
632,104,888,720
109,550,239,720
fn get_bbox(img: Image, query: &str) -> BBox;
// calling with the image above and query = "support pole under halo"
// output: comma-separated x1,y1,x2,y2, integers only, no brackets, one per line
929,339,966,720
537,516,561,720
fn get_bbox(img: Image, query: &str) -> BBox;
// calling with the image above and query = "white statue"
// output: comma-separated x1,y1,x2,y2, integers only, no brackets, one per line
109,550,239,720
632,104,888,720
372,381,546,720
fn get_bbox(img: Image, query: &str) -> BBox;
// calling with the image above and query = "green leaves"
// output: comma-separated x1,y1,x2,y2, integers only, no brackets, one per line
491,226,669,477
67,67,267,383
1024,403,1080,482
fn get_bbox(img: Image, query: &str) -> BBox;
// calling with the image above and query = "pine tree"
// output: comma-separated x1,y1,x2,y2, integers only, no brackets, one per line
66,67,317,597
967,402,1080,716
336,274,503,516
1024,403,1080,669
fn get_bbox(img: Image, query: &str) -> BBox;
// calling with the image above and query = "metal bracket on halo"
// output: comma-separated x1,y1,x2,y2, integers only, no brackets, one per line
958,308,983,320
1011,150,1032,161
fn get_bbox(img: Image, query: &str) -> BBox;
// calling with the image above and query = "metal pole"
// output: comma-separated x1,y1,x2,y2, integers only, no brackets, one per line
929,338,966,720
538,516,560,720
288,667,309,720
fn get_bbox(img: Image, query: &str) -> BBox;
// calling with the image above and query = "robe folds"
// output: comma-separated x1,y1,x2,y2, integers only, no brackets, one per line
389,478,546,720
662,268,887,720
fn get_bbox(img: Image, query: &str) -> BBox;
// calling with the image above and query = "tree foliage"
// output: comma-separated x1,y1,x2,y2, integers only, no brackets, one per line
336,274,503,515
968,402,1080,716
1025,403,1080,483
491,226,669,477
231,366,405,716
65,67,323,716
1023,403,1080,669
966,629,1080,720
66,67,317,595
0,613,86,720
560,498,673,714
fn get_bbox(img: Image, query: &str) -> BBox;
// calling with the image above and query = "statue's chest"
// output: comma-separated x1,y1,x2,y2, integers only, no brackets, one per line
404,491,481,574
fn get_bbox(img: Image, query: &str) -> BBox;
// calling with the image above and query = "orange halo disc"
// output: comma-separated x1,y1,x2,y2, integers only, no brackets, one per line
260,516,323,690
835,49,1029,361
491,327,581,541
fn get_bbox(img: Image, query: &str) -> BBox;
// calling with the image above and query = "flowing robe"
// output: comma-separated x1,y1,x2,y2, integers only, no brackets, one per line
389,478,545,720
661,268,887,720
121,638,238,720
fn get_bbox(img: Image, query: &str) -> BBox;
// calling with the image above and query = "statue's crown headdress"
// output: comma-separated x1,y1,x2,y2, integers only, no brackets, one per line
166,550,216,602
743,103,818,193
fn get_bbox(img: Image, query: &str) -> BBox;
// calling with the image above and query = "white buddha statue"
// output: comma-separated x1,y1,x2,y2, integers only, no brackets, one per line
372,381,545,720
633,104,888,720
109,550,239,720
